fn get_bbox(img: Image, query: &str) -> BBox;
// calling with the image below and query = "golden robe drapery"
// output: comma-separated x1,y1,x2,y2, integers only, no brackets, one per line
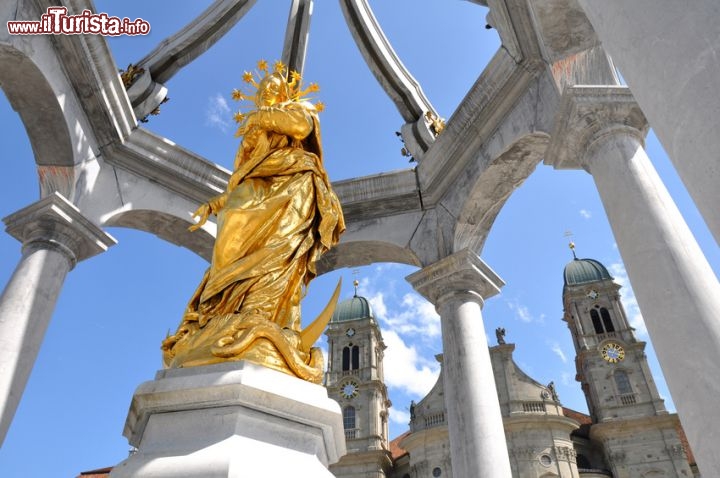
162,99,345,379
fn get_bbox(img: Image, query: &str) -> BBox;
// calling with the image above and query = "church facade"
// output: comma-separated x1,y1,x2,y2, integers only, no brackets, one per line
325,258,699,478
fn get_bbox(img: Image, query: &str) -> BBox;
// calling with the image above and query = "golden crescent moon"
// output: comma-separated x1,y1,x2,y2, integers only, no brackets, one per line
299,278,343,352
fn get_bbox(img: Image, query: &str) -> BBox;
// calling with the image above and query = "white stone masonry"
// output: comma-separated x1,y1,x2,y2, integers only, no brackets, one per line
407,250,512,478
548,86,720,477
0,192,115,446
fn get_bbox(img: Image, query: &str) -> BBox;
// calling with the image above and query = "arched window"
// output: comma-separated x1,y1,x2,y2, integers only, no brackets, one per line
600,307,615,332
342,346,350,371
351,344,360,369
614,370,632,395
343,406,356,430
343,344,359,371
590,309,604,334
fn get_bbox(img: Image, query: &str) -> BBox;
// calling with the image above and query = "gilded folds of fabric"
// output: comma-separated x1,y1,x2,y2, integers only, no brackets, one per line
162,103,344,381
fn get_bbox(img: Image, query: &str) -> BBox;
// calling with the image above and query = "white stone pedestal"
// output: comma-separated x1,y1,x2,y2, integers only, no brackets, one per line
109,361,346,477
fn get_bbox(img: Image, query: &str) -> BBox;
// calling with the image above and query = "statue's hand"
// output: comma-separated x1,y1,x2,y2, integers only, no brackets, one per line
188,194,227,231
189,203,211,232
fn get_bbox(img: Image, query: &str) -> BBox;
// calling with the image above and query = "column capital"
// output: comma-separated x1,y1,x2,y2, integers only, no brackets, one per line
3,192,116,267
406,249,505,307
545,86,649,171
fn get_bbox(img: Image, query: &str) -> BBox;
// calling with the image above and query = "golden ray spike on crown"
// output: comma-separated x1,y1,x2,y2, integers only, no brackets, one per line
230,59,324,123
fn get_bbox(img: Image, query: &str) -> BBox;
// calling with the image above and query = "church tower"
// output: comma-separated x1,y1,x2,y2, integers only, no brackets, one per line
562,250,693,476
325,281,392,478
562,254,666,421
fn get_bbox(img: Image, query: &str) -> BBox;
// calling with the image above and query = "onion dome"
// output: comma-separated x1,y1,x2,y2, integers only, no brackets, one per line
563,258,613,286
330,280,374,322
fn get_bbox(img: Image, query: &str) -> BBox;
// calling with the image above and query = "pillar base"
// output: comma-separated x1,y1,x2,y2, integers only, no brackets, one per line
109,361,346,477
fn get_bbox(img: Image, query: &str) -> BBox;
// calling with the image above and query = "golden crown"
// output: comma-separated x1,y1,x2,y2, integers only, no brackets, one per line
230,59,324,124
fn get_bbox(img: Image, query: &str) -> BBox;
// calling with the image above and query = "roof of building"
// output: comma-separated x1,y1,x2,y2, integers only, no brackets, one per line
76,466,112,477
562,406,592,425
330,294,374,323
563,258,613,286
389,431,410,460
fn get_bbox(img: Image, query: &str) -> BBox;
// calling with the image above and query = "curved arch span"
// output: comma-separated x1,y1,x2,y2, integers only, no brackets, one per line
104,209,214,262
454,133,550,253
0,44,74,169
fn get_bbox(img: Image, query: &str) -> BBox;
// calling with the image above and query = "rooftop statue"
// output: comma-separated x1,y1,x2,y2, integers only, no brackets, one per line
162,60,345,383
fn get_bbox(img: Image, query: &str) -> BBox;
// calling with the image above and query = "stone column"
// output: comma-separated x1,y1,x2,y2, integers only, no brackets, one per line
407,249,512,477
0,192,116,445
574,0,720,245
547,86,720,476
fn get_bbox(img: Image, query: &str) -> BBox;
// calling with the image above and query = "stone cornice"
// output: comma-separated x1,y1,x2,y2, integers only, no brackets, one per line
3,192,116,266
589,412,680,440
545,86,649,171
399,424,449,451
406,249,504,306
104,127,230,204
503,414,581,433
332,169,421,221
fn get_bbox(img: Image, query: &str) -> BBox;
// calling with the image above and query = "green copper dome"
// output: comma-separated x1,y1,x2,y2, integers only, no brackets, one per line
563,258,613,286
331,295,374,322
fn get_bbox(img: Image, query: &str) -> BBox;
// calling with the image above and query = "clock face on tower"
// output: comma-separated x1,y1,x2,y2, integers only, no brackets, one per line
587,289,599,299
341,380,359,399
600,342,625,363
346,328,356,338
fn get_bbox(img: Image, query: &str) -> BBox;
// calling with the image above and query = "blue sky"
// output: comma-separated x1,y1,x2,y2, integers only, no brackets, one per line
0,2,718,477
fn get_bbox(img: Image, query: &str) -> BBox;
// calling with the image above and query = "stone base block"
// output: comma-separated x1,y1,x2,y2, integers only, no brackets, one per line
109,361,346,477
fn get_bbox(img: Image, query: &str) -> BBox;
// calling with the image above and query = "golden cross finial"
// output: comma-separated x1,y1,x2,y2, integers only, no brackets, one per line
352,269,360,297
564,230,577,259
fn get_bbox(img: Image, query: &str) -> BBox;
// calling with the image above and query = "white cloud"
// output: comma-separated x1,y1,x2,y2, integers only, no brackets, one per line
206,93,231,132
369,291,440,339
560,371,574,386
381,329,440,397
607,262,648,338
367,291,388,319
579,209,592,219
389,407,410,426
549,341,568,363
506,299,543,324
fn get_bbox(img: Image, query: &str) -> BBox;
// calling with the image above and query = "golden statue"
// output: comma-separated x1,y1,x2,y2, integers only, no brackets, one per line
162,60,345,383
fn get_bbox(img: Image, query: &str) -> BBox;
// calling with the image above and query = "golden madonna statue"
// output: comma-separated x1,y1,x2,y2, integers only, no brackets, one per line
162,60,345,383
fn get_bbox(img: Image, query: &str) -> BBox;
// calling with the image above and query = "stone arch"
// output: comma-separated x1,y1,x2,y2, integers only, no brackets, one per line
454,133,550,253
0,44,74,169
104,209,214,262
316,240,420,275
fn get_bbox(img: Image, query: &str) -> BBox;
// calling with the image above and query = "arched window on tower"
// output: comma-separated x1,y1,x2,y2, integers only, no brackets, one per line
614,370,633,395
600,307,615,332
342,344,360,371
352,344,359,369
342,346,350,371
590,309,604,334
343,406,356,439
590,307,616,334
